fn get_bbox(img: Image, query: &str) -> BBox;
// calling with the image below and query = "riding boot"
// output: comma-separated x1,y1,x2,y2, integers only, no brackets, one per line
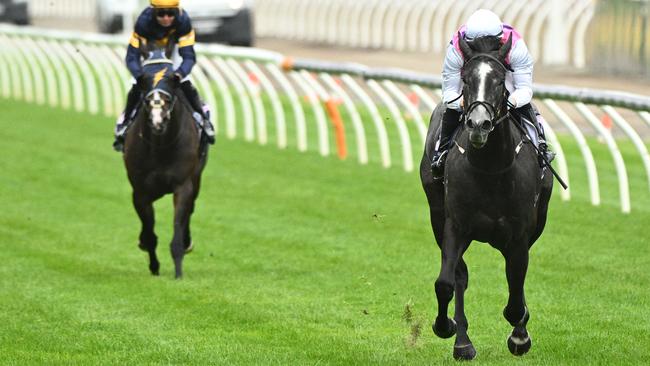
517,104,555,165
431,108,461,178
113,85,141,152
181,80,215,144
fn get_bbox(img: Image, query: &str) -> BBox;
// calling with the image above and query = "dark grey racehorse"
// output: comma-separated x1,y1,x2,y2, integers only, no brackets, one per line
123,51,208,279
420,34,553,360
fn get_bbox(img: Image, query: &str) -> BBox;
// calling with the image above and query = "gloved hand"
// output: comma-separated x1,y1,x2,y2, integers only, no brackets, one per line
173,72,183,84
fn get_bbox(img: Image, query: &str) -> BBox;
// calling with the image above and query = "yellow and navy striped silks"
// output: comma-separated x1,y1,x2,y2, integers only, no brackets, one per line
178,30,195,48
130,32,143,48
130,29,194,49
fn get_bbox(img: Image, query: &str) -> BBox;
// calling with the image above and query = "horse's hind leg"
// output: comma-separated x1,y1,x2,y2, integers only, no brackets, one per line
503,245,532,356
133,192,160,275
184,174,203,254
183,201,195,253
171,182,195,279
433,222,469,340
453,258,476,360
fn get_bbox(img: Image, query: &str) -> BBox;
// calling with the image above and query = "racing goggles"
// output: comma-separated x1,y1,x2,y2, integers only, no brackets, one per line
155,8,178,18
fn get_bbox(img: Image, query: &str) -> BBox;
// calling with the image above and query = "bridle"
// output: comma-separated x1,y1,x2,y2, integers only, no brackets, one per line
145,88,178,119
461,53,511,133
137,87,182,148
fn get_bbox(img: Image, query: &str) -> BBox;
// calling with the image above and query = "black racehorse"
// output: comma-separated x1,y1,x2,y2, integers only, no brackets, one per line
420,34,553,360
123,47,208,279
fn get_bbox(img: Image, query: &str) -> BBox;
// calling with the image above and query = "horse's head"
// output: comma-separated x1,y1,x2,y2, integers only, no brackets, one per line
137,51,181,135
458,33,512,148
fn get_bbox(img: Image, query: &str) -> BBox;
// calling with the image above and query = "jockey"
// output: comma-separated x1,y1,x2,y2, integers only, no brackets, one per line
431,9,554,178
113,0,215,151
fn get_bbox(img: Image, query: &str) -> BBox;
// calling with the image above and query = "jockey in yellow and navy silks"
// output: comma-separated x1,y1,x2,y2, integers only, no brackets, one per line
113,0,215,151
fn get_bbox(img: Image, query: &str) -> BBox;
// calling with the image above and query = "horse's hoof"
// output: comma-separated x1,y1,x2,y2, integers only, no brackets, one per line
453,343,477,360
432,317,457,339
149,262,160,276
184,241,194,254
507,333,532,356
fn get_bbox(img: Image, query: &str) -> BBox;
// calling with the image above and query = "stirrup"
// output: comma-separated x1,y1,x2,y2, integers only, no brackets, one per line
543,150,555,164
113,136,124,152
430,150,448,179
204,122,215,144
115,123,128,137
113,114,129,152
537,142,555,166
194,112,215,144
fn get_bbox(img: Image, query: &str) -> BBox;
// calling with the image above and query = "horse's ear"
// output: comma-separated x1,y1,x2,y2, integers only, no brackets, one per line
164,40,176,59
497,33,513,62
458,32,473,59
136,74,150,91
139,41,150,56
169,72,182,89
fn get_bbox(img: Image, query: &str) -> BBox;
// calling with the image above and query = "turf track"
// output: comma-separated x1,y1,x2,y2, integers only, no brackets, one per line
1,99,649,364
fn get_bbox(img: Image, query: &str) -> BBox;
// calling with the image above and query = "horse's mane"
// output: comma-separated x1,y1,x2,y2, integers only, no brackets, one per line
468,36,502,53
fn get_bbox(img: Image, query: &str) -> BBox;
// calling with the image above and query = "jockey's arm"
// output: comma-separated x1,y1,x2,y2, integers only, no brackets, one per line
125,33,144,79
441,45,464,111
507,41,534,108
175,20,197,78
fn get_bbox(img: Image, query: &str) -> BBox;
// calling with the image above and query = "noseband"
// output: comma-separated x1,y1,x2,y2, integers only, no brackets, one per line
145,88,178,118
462,53,511,132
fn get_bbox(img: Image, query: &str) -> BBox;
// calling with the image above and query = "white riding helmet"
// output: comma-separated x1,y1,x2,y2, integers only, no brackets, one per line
465,9,503,40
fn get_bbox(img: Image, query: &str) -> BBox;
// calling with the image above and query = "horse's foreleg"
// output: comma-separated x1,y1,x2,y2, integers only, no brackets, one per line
453,258,476,360
133,192,159,275
171,182,194,279
503,245,532,356
433,221,468,339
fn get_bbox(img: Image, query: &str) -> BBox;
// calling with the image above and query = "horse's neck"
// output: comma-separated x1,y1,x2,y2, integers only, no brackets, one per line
466,122,516,172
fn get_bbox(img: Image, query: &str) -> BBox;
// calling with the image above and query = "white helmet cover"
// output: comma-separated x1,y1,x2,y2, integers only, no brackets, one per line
465,9,503,40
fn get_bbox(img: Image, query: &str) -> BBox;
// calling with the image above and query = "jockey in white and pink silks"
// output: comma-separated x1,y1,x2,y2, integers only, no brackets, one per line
430,9,554,178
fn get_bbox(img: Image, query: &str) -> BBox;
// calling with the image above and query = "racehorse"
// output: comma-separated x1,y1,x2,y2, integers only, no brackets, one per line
419,34,553,360
123,48,208,279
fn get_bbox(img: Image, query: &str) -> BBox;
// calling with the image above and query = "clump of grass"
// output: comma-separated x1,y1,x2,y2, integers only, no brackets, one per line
402,301,413,323
406,320,422,347
402,300,422,347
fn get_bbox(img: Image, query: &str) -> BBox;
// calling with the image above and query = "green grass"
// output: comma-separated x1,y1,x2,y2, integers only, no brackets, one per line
1,99,649,365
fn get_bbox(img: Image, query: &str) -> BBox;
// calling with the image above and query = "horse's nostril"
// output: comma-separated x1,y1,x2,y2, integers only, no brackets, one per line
481,120,492,131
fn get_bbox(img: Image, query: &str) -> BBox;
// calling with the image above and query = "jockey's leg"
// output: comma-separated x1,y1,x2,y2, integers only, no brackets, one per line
180,80,215,144
113,85,141,152
431,108,461,178
516,103,555,164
